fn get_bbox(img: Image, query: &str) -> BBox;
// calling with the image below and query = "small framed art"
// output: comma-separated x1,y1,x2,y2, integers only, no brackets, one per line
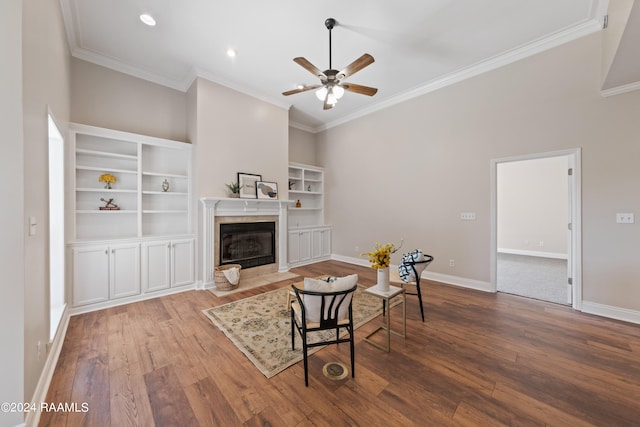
237,172,262,198
256,181,278,199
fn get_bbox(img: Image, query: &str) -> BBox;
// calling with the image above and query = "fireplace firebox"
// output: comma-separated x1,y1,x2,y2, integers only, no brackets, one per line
219,221,276,269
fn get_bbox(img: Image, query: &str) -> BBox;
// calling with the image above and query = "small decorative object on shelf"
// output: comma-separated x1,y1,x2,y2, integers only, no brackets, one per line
162,179,170,192
307,185,311,191
99,197,120,210
289,181,294,190
225,182,243,198
98,173,116,189
362,239,403,292
295,199,301,208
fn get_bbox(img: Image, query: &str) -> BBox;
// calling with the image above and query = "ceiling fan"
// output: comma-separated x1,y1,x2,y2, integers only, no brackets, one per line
282,18,378,110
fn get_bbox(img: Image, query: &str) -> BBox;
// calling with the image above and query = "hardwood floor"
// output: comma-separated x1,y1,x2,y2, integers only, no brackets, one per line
41,260,640,426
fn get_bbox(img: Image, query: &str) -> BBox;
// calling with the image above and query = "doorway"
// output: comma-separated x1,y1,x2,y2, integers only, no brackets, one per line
490,149,581,309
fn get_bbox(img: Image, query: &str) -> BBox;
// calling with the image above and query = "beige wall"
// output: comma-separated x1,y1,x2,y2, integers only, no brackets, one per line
71,58,188,142
497,156,568,256
190,77,289,280
191,77,289,198
22,0,72,403
1,1,25,424
289,126,318,165
318,31,640,312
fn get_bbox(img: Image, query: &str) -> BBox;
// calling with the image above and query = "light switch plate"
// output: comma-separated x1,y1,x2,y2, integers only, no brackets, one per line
460,212,476,220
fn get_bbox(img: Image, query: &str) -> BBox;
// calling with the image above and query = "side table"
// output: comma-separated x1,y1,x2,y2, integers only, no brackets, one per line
363,285,406,352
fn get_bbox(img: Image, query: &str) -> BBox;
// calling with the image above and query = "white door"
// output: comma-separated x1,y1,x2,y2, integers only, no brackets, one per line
142,240,171,292
171,238,195,287
110,243,140,299
72,245,109,306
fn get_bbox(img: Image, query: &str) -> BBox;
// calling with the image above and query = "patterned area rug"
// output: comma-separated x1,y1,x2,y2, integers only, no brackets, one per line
202,285,400,378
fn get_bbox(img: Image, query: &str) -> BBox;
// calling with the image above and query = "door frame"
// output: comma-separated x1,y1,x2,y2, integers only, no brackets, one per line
490,148,582,310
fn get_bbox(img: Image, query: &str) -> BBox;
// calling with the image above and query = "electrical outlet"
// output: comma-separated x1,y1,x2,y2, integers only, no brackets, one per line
460,212,476,220
539,241,544,247
449,259,455,267
37,340,41,360
616,213,635,224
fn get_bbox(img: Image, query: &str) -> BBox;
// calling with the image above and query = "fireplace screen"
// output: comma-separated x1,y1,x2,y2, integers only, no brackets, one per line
219,221,275,269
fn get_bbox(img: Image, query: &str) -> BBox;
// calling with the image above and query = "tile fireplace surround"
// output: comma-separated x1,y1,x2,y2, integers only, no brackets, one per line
200,197,294,288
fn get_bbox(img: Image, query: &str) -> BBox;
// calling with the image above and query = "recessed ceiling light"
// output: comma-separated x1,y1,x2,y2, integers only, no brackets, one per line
226,48,237,58
140,14,156,26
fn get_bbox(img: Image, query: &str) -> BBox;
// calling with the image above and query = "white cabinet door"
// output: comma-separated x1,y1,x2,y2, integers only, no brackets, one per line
312,228,331,259
288,231,301,264
110,243,140,299
72,245,110,306
289,230,312,265
142,240,171,292
171,238,194,287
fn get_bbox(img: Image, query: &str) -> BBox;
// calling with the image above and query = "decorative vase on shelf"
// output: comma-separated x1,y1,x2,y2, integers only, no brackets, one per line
162,179,170,192
377,267,390,292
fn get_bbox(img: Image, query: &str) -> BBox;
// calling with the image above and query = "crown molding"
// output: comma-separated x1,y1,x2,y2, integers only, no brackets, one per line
601,80,640,97
316,17,605,133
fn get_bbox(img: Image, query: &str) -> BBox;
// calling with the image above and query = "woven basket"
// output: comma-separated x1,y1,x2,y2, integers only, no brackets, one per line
214,264,242,291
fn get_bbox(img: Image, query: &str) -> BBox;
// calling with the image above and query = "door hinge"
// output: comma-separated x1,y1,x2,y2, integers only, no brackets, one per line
568,168,573,176
568,278,573,285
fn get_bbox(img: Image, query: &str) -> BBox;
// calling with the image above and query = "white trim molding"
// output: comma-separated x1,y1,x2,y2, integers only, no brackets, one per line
581,301,640,325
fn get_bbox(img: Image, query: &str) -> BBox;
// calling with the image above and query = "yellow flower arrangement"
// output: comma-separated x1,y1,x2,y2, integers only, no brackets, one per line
363,239,403,269
99,173,116,189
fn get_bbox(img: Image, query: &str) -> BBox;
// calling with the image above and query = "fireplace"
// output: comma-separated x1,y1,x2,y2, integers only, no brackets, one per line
200,197,294,288
219,221,275,269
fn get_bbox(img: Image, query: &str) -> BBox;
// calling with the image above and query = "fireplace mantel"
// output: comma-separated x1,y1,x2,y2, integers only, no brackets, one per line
200,197,295,288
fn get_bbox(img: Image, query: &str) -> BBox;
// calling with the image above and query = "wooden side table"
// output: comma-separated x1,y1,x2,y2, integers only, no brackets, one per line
363,285,406,352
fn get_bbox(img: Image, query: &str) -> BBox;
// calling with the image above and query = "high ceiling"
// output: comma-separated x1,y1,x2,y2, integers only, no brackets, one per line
61,0,609,132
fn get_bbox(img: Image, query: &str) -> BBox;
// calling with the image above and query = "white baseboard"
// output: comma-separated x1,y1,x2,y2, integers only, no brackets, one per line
68,284,197,316
581,301,640,325
331,254,492,292
25,306,71,427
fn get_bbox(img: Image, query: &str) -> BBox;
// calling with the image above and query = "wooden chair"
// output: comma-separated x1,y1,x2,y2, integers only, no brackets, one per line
290,282,357,386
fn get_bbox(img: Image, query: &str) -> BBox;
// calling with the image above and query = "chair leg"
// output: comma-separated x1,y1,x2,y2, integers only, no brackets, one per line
415,278,425,322
291,311,295,350
302,338,309,387
349,326,355,378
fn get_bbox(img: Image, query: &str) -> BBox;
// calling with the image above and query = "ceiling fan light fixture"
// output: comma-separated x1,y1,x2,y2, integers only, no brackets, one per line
332,85,344,99
315,87,328,101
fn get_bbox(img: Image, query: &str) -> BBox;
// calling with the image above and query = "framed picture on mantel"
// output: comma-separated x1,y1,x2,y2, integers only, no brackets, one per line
237,172,262,198
256,181,278,199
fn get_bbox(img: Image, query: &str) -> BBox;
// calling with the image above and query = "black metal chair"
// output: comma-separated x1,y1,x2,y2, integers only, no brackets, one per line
386,253,434,321
290,283,357,386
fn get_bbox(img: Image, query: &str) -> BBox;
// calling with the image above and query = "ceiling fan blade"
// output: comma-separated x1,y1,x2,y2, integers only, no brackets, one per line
338,53,374,79
282,84,322,96
293,57,326,78
342,83,378,96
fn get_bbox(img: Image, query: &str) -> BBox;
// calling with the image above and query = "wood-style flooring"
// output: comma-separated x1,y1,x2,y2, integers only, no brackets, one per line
40,260,640,426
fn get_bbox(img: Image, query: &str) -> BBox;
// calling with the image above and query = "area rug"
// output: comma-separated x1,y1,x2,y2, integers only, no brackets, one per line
202,285,401,378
